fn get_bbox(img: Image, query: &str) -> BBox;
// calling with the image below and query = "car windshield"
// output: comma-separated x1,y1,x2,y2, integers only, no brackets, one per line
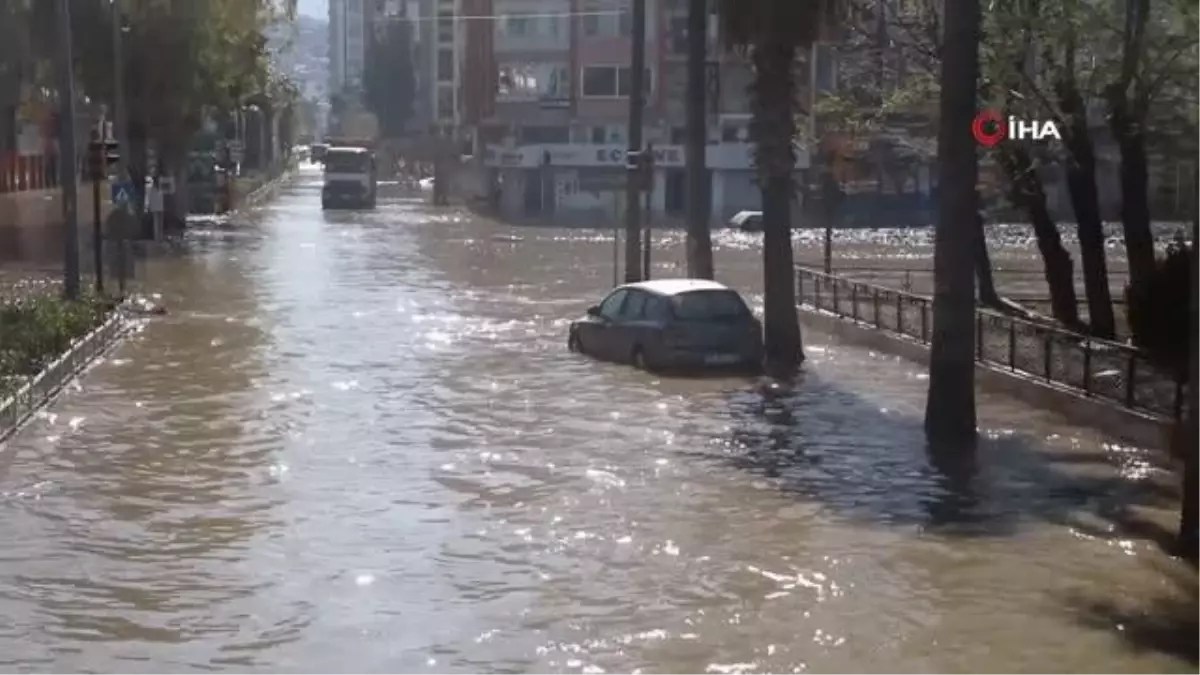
325,151,370,173
669,290,749,321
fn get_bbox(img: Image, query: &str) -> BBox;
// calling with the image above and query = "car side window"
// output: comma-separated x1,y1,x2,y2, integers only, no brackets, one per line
643,294,668,321
598,289,628,318
618,291,646,321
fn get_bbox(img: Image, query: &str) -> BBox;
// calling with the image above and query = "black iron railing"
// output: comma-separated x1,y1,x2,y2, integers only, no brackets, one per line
796,266,1185,420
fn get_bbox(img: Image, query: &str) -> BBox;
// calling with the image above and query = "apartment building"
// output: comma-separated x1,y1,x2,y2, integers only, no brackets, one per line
329,0,369,97
476,0,809,224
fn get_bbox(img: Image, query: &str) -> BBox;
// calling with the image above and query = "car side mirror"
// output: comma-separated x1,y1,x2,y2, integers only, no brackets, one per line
586,305,602,317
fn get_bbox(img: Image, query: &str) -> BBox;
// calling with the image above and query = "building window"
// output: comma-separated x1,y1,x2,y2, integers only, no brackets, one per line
618,6,632,36
437,86,454,120
438,49,455,82
582,66,618,96
815,44,838,92
582,1,631,37
582,66,651,97
518,126,570,144
505,14,530,35
591,126,607,144
496,63,571,101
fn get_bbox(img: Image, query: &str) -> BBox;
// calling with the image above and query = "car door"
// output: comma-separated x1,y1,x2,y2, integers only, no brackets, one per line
580,289,628,359
611,290,648,362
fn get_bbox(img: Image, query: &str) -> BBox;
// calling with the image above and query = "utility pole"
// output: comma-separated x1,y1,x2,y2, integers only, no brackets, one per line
685,0,714,279
112,0,132,296
643,144,654,280
55,0,81,300
623,0,647,283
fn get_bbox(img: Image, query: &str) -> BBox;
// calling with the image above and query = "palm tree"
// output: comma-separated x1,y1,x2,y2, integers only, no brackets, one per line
924,0,981,441
717,0,826,376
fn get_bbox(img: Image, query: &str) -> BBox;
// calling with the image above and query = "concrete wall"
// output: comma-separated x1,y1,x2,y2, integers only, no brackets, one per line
0,184,113,266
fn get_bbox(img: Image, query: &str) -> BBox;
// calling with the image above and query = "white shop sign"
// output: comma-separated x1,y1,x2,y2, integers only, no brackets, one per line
483,142,809,170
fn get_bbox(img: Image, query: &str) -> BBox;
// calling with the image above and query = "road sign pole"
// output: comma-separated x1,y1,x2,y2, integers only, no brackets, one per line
93,171,104,294
112,0,131,297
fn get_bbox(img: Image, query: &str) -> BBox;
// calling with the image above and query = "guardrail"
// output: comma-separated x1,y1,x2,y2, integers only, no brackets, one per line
796,266,1185,420
0,311,128,441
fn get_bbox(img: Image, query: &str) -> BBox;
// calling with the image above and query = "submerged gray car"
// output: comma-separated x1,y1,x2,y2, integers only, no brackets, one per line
568,279,764,373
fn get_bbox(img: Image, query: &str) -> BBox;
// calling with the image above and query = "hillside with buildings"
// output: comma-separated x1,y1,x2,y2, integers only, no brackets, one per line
269,13,331,135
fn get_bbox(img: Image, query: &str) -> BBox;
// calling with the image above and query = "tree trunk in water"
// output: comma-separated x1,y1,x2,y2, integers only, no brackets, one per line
1109,95,1155,292
975,214,1000,307
925,0,979,442
762,171,802,375
684,0,714,279
997,144,1083,330
1057,41,1117,339
1180,218,1198,562
751,38,804,376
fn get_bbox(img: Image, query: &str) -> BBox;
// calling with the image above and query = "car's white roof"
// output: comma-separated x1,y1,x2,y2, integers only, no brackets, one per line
620,278,732,296
326,146,370,153
729,210,762,224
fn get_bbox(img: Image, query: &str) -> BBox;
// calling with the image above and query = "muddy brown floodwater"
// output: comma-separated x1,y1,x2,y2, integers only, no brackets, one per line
0,166,1195,673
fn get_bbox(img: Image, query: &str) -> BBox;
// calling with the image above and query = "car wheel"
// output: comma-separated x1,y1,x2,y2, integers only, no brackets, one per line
568,332,582,353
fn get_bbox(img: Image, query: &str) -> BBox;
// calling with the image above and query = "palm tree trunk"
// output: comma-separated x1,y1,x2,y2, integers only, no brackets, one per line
685,0,714,279
751,38,804,376
925,0,980,441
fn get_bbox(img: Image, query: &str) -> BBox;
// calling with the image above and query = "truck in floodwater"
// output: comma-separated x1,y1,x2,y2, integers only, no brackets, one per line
322,146,377,210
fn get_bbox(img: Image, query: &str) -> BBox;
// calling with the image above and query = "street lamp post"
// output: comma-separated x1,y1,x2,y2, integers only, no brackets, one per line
111,0,132,295
55,0,81,300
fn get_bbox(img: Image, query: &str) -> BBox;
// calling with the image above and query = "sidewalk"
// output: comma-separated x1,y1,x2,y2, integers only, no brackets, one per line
794,265,1184,450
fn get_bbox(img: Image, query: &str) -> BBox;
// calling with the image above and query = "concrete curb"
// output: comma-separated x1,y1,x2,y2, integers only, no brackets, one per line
799,304,1174,451
233,166,293,211
0,311,131,444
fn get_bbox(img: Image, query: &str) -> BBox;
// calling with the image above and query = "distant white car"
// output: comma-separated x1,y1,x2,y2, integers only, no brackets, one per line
418,177,435,191
729,210,763,232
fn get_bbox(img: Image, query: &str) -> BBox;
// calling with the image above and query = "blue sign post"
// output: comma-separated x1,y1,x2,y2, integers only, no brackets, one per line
110,181,133,205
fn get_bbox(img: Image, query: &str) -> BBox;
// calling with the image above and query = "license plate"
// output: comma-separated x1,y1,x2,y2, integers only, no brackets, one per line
704,354,740,365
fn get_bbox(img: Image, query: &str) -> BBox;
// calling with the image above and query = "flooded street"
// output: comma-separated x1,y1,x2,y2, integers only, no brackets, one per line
0,166,1194,673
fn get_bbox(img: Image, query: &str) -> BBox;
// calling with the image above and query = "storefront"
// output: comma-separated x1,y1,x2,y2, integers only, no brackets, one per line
482,142,811,224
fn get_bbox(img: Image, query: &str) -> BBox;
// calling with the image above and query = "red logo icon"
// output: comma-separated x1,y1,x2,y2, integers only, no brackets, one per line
972,110,1006,147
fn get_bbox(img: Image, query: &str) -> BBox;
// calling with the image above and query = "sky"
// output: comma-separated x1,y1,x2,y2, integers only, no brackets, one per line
298,0,326,18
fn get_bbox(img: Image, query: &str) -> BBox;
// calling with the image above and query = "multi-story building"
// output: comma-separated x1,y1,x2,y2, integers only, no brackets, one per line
474,0,810,224
405,0,469,134
329,0,369,98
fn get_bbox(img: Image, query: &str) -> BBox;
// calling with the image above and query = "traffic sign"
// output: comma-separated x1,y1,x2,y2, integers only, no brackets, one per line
111,181,133,204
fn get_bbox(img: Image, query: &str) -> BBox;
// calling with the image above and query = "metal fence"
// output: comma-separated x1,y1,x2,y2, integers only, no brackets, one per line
796,266,1186,421
0,312,127,440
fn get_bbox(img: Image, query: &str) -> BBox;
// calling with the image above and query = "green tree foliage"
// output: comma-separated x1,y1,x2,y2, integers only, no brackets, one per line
364,19,416,138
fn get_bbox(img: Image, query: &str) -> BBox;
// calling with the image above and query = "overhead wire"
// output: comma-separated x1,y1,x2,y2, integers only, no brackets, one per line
372,9,626,22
